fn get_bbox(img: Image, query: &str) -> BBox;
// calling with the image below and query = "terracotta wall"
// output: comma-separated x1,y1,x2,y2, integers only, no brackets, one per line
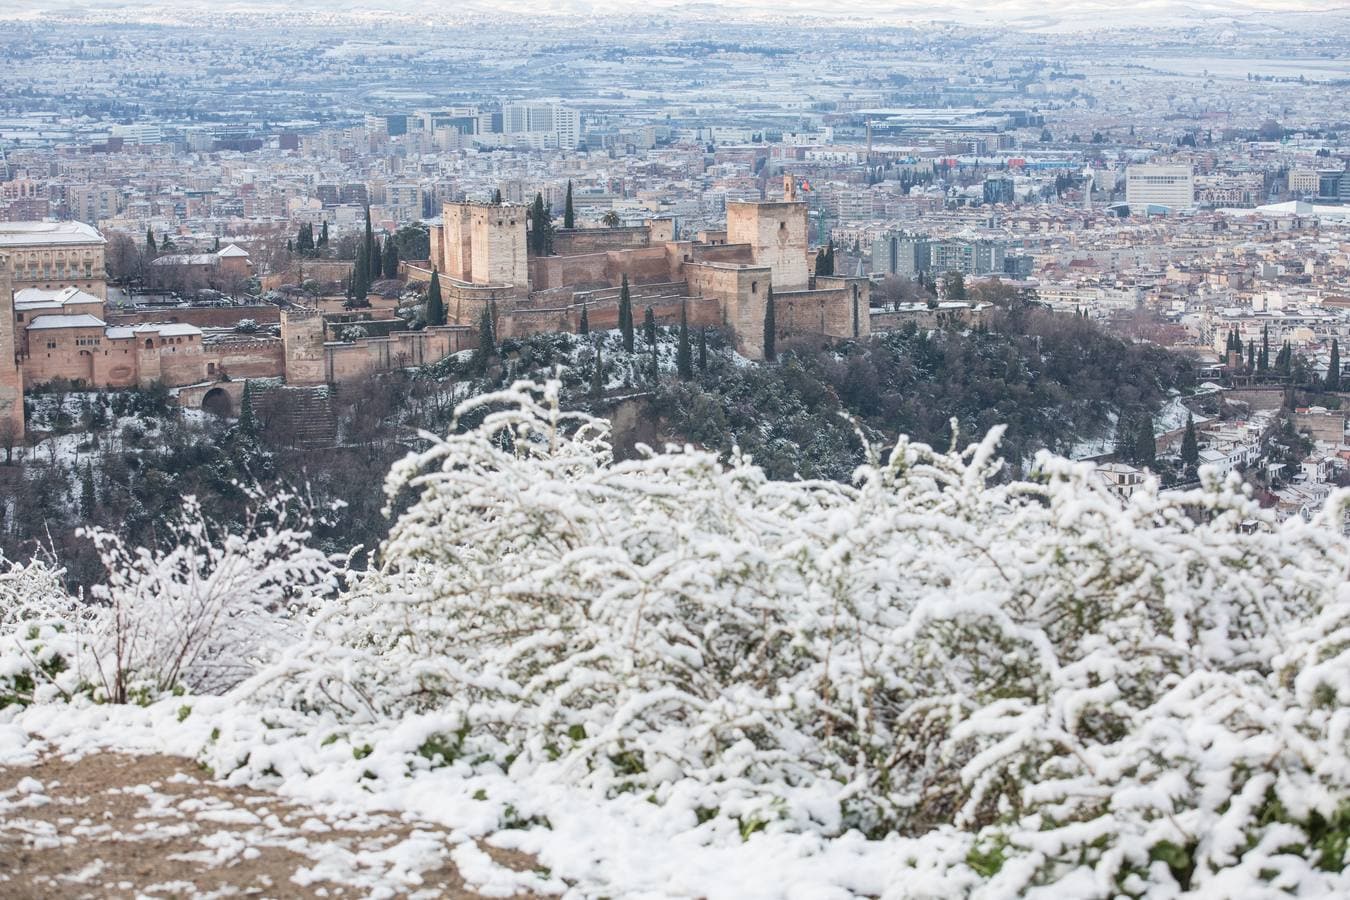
108,305,281,329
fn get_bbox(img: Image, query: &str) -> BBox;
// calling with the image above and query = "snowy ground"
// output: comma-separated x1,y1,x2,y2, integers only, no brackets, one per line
0,738,543,898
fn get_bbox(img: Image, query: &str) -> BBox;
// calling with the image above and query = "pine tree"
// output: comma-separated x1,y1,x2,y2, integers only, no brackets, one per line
239,381,258,437
698,326,707,372
564,180,575,229
676,300,693,379
146,228,157,255
1327,339,1341,391
579,302,589,336
426,269,445,326
80,464,97,516
1181,413,1199,470
619,275,634,353
763,286,776,361
591,343,604,397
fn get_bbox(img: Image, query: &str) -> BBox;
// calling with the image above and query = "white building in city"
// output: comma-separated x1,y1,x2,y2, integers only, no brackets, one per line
1125,164,1195,212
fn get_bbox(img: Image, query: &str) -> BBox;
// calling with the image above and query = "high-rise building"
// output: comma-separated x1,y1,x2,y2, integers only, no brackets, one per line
1125,164,1195,211
871,231,930,278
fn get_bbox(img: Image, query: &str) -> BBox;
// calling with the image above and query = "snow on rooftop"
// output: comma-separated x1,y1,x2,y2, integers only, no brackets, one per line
26,314,106,330
0,220,104,247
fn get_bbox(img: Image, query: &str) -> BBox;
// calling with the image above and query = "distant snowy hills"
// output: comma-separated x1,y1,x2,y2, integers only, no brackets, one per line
14,0,1350,32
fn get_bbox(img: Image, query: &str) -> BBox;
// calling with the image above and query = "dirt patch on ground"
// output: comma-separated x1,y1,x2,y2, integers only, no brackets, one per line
0,752,542,899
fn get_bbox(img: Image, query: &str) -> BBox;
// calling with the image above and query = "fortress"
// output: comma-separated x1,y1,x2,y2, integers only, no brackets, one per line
0,178,868,439
413,175,869,361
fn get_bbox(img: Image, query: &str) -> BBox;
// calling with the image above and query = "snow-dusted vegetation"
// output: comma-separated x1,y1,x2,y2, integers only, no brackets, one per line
3,378,1350,897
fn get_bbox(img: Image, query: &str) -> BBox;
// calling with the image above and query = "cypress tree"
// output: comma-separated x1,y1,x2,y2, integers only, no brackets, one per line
1181,413,1199,469
318,221,329,247
146,228,157,255
579,302,589,336
1247,340,1255,371
591,343,604,397
239,380,258,437
80,464,97,516
474,303,496,373
649,340,659,382
1258,324,1270,372
1135,415,1155,466
564,180,575,229
1279,341,1292,376
370,234,382,283
619,275,634,353
763,286,776,361
698,326,707,372
529,193,553,256
426,268,445,326
352,243,368,304
643,306,656,347
676,300,693,379
1327,339,1341,391
492,188,503,204
383,237,399,279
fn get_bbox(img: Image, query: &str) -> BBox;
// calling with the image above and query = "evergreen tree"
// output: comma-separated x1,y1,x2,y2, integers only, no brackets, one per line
370,235,382,283
351,244,369,305
764,286,776,362
318,221,329,247
676,300,693,379
1327,339,1341,391
1135,415,1156,466
649,340,659,382
287,238,293,254
619,275,634,353
1258,324,1270,372
474,303,496,373
579,302,589,336
698,326,707,372
942,270,967,301
80,464,97,516
528,193,554,256
591,343,604,397
239,381,258,437
426,269,445,326
383,237,399,279
492,188,503,204
1247,340,1256,372
643,306,656,347
1181,413,1199,470
564,180,575,229
1279,341,1292,376
146,228,157,255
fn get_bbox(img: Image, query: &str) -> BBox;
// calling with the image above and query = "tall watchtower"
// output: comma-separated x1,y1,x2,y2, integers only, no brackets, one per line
439,200,527,293
726,182,810,292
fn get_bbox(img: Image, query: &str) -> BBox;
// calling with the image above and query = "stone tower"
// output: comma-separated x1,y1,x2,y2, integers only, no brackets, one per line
439,200,528,293
726,190,809,293
0,253,23,439
281,307,326,385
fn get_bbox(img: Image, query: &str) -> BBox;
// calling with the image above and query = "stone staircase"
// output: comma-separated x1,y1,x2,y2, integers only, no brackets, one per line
254,384,338,449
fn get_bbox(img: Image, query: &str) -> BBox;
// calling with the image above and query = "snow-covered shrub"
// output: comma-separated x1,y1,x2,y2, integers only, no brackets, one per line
0,558,85,707
234,379,1350,893
1,492,337,706
81,493,338,701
